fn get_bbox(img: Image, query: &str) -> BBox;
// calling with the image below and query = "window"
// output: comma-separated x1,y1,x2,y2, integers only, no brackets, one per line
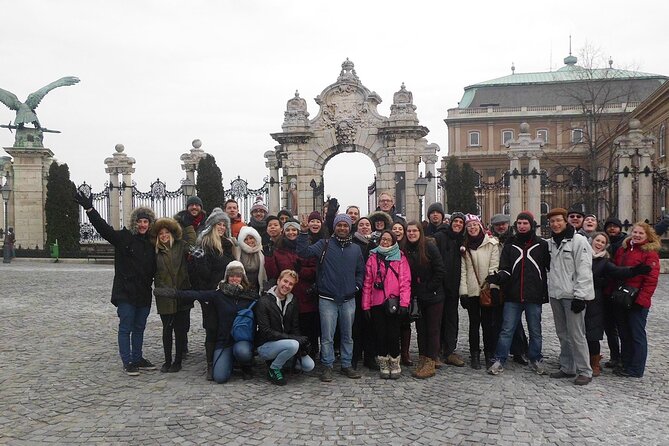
536,129,548,143
468,131,480,147
572,128,584,144
660,124,666,158
502,130,514,144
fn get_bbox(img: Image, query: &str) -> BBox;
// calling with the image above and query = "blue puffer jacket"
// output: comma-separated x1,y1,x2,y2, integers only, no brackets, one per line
297,233,365,304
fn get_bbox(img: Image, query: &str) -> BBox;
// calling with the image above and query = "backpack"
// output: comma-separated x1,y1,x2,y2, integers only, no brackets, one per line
231,300,257,342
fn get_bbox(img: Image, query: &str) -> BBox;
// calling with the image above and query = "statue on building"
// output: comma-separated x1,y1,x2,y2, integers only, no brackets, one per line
0,76,80,147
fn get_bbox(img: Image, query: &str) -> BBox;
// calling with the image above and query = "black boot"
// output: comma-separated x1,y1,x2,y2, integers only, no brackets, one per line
470,353,481,370
205,341,216,381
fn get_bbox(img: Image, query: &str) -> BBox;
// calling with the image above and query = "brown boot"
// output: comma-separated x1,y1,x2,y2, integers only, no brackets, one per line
411,355,427,377
590,354,602,377
400,326,413,366
414,358,436,379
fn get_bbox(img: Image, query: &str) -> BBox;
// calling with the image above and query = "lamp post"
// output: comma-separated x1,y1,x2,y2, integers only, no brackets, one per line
414,173,428,221
2,181,12,263
181,177,195,201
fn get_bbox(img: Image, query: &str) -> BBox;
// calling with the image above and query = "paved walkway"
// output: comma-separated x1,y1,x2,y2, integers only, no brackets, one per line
1,261,668,445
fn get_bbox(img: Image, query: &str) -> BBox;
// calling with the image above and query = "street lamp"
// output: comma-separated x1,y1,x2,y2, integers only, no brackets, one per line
2,181,11,263
414,173,429,221
181,177,195,199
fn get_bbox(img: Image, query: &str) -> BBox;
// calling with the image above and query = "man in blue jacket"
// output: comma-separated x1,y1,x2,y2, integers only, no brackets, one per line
298,213,365,382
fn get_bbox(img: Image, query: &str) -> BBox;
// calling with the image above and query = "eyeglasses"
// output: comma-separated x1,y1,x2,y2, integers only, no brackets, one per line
379,199,392,203
568,214,583,219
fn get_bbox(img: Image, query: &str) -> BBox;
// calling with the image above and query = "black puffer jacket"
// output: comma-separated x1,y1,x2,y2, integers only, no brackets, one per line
404,240,445,305
432,225,464,298
192,239,236,290
496,232,550,305
177,284,257,349
87,208,156,307
254,288,301,346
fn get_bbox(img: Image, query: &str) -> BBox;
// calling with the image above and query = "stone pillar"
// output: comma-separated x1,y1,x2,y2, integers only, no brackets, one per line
264,150,280,214
638,146,654,223
527,154,542,231
121,171,134,228
508,154,522,220
615,119,655,225
423,150,439,209
180,139,207,186
3,146,54,249
104,144,136,229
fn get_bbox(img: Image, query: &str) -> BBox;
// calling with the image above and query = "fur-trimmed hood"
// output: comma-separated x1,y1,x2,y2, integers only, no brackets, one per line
129,207,156,234
621,236,661,252
237,226,262,254
150,217,182,243
367,210,393,230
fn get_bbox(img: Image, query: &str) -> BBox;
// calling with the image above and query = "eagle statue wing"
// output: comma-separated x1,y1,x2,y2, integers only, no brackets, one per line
0,87,21,111
25,76,80,110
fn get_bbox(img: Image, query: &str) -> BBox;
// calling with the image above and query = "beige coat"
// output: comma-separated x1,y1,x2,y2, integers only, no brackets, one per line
459,234,500,297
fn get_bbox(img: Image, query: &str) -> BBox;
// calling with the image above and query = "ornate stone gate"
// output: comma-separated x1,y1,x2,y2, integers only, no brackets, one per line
267,59,439,219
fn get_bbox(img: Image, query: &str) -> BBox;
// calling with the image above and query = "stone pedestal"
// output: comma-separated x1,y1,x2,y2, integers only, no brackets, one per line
264,150,280,214
104,144,135,229
3,146,54,249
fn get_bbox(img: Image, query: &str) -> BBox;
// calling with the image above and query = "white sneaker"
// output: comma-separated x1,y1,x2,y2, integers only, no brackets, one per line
487,360,504,375
530,359,547,375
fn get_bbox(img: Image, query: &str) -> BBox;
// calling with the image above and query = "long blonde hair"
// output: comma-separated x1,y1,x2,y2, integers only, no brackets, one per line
199,228,225,255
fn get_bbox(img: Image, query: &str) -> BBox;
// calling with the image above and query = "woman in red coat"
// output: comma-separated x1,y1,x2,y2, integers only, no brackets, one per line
265,220,319,358
612,222,661,378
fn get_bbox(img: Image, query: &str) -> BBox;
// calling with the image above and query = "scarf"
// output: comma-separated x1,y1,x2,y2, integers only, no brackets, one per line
282,237,297,251
466,229,485,250
515,231,533,245
370,242,401,261
592,250,608,259
192,212,205,230
334,234,353,248
354,232,371,244
552,224,574,246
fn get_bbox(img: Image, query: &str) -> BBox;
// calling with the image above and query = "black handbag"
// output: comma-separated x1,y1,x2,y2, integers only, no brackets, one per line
612,284,639,310
385,295,400,315
408,296,421,321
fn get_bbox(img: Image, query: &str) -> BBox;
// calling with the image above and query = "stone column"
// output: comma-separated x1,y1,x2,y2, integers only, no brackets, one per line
180,139,207,186
264,150,281,214
638,146,654,223
104,144,136,229
615,150,634,226
508,154,522,220
527,153,542,231
423,151,439,209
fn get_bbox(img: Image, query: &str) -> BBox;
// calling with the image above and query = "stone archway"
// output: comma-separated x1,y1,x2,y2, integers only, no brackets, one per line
268,59,440,219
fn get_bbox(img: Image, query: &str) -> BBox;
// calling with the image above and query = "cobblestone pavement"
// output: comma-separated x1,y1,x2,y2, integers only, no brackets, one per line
1,261,669,445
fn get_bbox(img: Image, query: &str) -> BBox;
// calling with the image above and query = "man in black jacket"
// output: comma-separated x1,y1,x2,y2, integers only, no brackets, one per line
255,270,315,385
76,191,157,376
485,211,550,376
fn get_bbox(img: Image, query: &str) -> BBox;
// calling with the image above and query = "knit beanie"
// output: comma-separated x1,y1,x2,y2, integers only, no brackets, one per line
451,212,466,225
277,209,293,219
308,211,322,222
464,213,482,228
427,202,445,218
186,196,203,208
250,198,268,214
603,216,623,229
333,213,352,229
202,207,231,237
516,210,536,228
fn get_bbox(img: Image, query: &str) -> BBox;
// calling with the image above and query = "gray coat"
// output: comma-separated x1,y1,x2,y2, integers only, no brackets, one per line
546,232,594,301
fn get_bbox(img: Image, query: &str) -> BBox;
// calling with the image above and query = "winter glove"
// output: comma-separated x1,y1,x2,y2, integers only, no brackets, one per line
176,212,194,228
490,288,501,306
486,273,501,285
398,305,409,316
328,197,340,213
74,191,93,210
460,295,469,310
630,264,651,276
571,299,586,314
153,287,177,299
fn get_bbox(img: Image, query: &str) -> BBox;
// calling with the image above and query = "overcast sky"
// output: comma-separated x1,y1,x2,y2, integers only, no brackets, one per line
2,0,669,210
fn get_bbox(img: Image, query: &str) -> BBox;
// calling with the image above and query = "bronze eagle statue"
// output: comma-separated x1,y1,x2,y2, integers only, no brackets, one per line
0,76,80,129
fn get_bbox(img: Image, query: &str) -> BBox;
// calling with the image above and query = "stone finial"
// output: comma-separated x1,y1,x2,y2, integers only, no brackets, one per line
192,139,202,149
337,58,360,82
282,90,310,129
519,122,530,134
629,119,641,130
389,83,417,121
115,144,124,153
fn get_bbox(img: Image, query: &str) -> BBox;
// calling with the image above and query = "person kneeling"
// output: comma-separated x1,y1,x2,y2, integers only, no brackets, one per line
256,269,315,386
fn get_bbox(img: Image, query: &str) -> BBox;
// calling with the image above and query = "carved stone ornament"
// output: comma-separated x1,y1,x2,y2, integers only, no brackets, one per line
389,83,417,121
335,119,356,145
337,58,359,83
283,90,310,128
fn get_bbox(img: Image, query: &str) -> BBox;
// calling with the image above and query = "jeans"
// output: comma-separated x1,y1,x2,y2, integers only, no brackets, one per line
116,302,151,366
258,339,315,372
616,306,649,377
493,302,542,364
319,298,355,368
212,341,253,384
550,298,592,377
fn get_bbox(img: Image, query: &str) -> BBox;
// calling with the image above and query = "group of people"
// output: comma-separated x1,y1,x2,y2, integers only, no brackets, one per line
75,188,662,386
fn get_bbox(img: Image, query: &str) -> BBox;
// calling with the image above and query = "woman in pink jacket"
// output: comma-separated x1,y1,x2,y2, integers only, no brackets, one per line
362,230,412,379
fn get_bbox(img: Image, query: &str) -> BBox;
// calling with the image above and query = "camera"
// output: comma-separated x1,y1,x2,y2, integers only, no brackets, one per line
373,282,384,290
